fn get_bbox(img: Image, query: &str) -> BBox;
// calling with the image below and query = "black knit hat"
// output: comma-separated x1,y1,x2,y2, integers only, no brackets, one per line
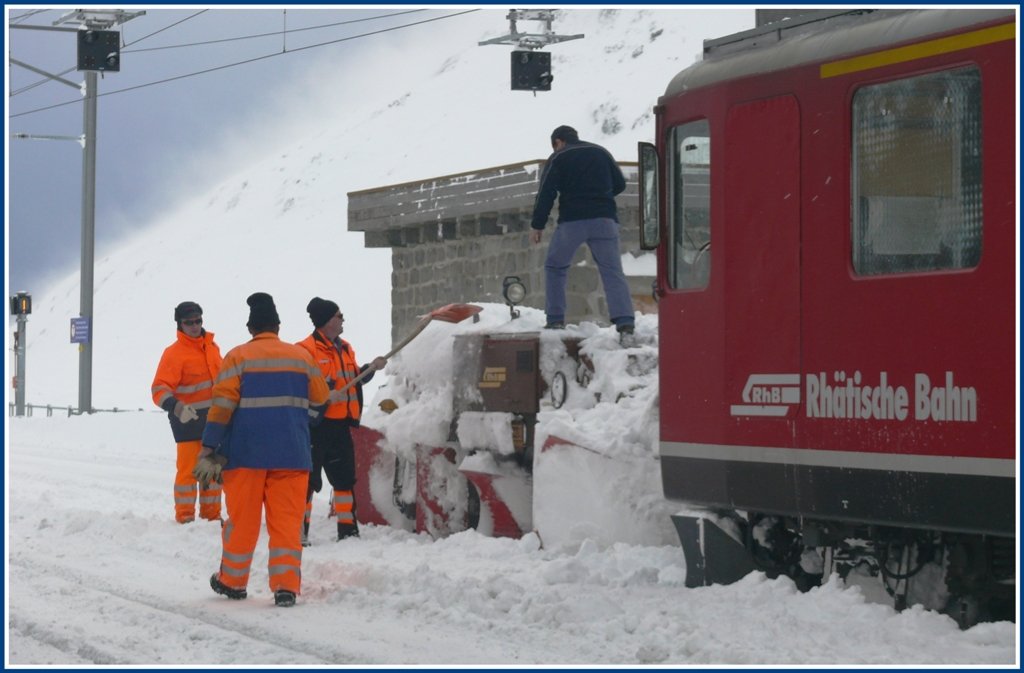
246,292,280,330
551,125,579,144
174,301,202,322
306,296,340,329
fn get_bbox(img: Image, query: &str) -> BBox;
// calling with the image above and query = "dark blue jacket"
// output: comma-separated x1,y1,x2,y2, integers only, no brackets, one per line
201,333,329,470
530,140,627,230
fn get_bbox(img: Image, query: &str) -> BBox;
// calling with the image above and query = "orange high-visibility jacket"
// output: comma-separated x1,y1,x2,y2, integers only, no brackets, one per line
297,331,374,424
202,332,329,469
152,330,223,442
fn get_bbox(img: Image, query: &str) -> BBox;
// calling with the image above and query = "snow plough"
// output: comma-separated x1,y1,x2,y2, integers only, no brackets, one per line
343,305,669,548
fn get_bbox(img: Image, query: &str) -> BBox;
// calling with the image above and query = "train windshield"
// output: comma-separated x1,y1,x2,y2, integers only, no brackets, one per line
669,120,711,289
851,66,983,275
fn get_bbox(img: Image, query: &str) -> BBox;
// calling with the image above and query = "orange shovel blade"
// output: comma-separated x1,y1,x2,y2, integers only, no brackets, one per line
427,303,483,324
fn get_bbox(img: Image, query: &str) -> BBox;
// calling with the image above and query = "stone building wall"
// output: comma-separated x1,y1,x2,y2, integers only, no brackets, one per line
348,160,654,345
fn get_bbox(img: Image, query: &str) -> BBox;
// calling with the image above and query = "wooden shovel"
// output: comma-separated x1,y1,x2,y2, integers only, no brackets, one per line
332,302,482,395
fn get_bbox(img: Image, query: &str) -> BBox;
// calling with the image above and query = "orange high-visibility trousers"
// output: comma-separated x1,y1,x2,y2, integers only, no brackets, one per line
217,468,306,594
174,440,222,523
334,489,355,525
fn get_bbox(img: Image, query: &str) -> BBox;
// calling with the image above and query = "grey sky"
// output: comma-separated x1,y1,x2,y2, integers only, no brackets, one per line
6,6,471,296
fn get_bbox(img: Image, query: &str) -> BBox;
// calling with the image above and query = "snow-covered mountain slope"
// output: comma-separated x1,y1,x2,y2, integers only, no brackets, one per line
16,7,753,411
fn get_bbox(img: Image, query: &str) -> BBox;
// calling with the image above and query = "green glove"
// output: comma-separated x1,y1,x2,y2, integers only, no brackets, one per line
193,450,228,488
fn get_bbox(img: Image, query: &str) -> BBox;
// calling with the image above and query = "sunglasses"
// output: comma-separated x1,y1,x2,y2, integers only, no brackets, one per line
181,318,203,326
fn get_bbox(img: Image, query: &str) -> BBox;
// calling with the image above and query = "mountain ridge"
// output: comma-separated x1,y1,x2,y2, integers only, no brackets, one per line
18,8,754,410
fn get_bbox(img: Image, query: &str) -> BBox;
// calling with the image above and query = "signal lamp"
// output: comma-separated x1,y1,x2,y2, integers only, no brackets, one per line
502,276,527,319
78,29,120,72
10,292,32,316
511,50,552,91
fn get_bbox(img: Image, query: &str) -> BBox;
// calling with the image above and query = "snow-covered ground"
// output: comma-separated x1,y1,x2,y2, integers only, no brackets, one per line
8,413,1018,666
7,305,1018,665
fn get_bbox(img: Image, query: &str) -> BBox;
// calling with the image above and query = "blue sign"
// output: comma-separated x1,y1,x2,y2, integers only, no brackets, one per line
70,317,91,344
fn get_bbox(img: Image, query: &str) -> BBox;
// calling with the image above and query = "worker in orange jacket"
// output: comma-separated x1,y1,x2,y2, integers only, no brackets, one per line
151,301,223,524
297,296,387,543
195,292,329,608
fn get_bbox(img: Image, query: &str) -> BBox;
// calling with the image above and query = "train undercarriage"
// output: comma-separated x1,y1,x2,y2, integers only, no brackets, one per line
672,510,1016,629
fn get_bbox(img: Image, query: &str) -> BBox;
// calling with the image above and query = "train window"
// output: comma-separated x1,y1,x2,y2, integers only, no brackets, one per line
852,67,982,275
669,120,711,289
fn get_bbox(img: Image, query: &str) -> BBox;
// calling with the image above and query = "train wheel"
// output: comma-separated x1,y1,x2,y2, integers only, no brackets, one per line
943,535,1016,628
746,515,822,591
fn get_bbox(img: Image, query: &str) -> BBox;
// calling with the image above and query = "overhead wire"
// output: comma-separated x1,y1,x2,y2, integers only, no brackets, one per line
120,8,429,53
9,9,48,24
10,8,480,119
10,66,78,97
9,8,209,98
10,7,415,96
122,9,210,48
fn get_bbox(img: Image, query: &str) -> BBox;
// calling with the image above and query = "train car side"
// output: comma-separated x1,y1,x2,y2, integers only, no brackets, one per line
642,9,1016,625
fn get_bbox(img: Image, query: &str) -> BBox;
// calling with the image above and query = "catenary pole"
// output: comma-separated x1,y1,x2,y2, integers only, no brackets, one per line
12,9,144,413
15,314,27,416
78,70,98,413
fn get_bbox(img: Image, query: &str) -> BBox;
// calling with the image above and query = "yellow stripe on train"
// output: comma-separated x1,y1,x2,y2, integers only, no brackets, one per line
821,22,1015,79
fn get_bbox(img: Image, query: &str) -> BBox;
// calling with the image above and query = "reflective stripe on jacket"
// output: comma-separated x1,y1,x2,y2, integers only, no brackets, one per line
151,330,223,442
202,332,329,470
297,331,371,424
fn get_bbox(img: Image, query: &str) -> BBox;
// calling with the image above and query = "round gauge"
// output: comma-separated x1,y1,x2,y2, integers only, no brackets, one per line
550,371,567,409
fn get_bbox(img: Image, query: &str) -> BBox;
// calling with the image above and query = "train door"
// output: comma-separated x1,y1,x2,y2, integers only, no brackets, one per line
648,94,802,507
722,95,801,454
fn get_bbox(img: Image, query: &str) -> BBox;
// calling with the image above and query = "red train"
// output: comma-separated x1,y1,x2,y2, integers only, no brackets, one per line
637,9,1016,626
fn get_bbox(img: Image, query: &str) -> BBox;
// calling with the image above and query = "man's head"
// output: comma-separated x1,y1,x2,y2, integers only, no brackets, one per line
307,296,344,339
246,292,280,334
550,125,579,150
174,301,204,337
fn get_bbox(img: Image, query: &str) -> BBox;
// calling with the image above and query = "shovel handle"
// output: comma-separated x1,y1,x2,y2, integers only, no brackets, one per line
332,315,432,395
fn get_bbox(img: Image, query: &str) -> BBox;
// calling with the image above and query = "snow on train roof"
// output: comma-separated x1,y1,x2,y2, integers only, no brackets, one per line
662,8,1015,101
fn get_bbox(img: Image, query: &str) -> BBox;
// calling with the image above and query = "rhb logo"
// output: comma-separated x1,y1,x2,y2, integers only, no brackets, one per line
730,374,801,417
479,367,507,389
730,370,977,422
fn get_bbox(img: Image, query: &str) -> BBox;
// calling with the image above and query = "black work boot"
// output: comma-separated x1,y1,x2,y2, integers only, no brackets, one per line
616,322,636,347
274,590,296,607
337,522,360,540
210,573,247,600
